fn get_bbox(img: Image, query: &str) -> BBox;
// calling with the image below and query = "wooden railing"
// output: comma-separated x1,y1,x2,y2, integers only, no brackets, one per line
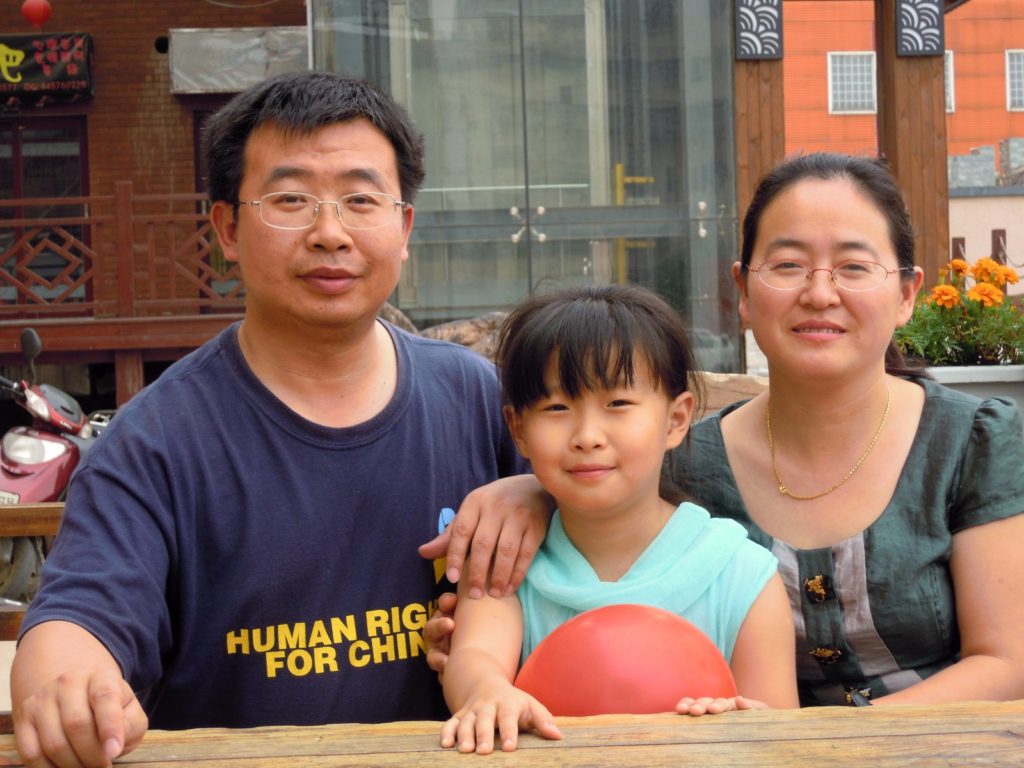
0,183,244,402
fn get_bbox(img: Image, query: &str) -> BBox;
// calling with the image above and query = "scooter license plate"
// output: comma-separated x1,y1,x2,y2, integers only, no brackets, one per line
0,490,21,504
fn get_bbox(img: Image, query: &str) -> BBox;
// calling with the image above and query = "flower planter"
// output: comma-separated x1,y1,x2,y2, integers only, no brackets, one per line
927,365,1024,418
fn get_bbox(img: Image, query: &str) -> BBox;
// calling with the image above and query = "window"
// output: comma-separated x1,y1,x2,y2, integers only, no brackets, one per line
945,50,955,113
1007,50,1024,110
828,52,876,114
0,117,90,304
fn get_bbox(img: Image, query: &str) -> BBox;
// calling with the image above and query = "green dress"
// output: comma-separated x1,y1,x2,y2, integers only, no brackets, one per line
671,377,1024,706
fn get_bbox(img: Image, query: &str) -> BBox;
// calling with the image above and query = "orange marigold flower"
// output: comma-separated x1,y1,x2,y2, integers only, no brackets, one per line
1000,265,1020,285
948,258,970,275
971,257,1004,287
966,282,1005,307
930,284,961,308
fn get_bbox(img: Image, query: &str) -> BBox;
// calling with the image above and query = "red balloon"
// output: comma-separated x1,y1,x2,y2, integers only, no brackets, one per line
21,0,53,28
514,604,737,716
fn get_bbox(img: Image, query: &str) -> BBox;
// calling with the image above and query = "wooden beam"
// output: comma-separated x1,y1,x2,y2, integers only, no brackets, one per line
0,314,243,360
876,0,950,286
114,350,145,404
0,503,63,538
734,57,786,230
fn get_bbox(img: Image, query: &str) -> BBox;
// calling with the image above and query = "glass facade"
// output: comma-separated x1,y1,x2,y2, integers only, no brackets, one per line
312,0,739,370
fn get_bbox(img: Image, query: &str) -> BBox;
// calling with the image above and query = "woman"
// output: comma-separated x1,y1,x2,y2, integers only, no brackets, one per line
429,153,1024,707
671,152,1024,706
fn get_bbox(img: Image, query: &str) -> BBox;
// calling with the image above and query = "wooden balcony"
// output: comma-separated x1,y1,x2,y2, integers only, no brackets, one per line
0,182,244,403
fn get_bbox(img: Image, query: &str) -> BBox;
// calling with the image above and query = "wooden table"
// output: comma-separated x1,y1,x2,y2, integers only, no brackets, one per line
0,700,1020,766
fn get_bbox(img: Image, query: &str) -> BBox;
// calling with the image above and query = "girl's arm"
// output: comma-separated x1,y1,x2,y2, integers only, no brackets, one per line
872,513,1024,705
440,576,561,754
677,573,798,715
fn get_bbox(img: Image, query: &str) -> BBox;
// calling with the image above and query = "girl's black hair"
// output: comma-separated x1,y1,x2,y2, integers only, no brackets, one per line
496,283,702,412
496,284,704,505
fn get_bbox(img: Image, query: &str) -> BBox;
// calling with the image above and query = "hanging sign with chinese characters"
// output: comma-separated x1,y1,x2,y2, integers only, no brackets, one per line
0,32,94,106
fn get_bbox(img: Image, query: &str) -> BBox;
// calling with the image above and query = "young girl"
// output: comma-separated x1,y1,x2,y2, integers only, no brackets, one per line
440,284,797,754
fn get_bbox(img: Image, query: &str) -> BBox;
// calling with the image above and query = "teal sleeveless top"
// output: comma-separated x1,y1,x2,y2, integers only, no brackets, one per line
518,502,779,663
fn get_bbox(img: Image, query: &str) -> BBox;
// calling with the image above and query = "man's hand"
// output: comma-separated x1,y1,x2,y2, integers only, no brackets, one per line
12,621,148,768
418,475,552,598
14,667,147,768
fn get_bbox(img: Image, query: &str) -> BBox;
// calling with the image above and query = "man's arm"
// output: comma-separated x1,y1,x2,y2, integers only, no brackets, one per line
12,621,148,768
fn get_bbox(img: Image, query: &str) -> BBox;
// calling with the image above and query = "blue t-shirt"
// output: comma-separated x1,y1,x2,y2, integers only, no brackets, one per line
22,322,526,728
517,502,779,663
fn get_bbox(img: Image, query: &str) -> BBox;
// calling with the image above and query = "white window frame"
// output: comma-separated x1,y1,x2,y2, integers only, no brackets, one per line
945,50,955,113
1007,50,1024,111
827,51,877,115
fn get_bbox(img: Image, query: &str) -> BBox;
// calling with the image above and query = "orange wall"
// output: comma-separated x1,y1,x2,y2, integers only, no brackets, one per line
945,0,1024,156
784,0,1024,166
784,0,877,155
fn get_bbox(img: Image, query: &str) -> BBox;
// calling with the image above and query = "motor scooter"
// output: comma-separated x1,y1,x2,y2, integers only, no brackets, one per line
0,328,113,600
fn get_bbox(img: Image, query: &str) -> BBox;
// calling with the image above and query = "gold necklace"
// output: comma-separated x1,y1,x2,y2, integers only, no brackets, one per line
766,387,892,501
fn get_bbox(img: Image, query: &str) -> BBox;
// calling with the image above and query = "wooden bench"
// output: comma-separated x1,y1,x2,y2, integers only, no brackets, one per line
0,502,64,735
0,503,63,640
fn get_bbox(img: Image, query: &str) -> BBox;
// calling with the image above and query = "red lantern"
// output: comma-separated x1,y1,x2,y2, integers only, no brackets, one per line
21,0,53,28
514,604,737,716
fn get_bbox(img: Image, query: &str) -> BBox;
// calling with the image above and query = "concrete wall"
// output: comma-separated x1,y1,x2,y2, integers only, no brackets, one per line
949,190,1024,295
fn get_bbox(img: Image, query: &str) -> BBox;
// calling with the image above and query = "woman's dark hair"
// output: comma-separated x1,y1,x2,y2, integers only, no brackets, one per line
739,152,927,378
739,152,915,272
201,71,425,206
496,284,703,505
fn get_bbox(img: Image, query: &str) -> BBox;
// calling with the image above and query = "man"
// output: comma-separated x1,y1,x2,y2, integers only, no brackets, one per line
11,72,542,767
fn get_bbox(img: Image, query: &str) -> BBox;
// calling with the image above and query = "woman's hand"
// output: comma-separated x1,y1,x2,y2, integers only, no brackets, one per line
440,680,561,754
418,475,552,598
675,695,766,716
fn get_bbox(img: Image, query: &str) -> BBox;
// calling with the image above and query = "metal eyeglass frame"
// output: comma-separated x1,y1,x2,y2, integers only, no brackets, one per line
744,260,917,292
236,191,409,231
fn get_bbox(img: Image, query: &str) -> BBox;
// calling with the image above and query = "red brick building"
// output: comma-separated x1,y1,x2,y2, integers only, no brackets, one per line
1,0,305,198
0,0,305,408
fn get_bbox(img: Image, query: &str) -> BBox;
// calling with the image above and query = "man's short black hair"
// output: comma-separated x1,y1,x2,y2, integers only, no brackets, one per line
201,71,425,205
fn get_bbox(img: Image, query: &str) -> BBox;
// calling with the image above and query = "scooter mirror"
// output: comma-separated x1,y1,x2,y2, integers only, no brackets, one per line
19,328,42,385
19,328,42,361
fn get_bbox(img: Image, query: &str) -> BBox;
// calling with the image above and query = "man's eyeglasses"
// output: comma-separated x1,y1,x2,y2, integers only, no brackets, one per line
746,259,915,292
237,191,408,231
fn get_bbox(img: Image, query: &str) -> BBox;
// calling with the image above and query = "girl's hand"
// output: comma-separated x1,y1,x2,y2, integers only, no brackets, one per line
440,683,561,754
675,695,767,716
424,592,457,676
